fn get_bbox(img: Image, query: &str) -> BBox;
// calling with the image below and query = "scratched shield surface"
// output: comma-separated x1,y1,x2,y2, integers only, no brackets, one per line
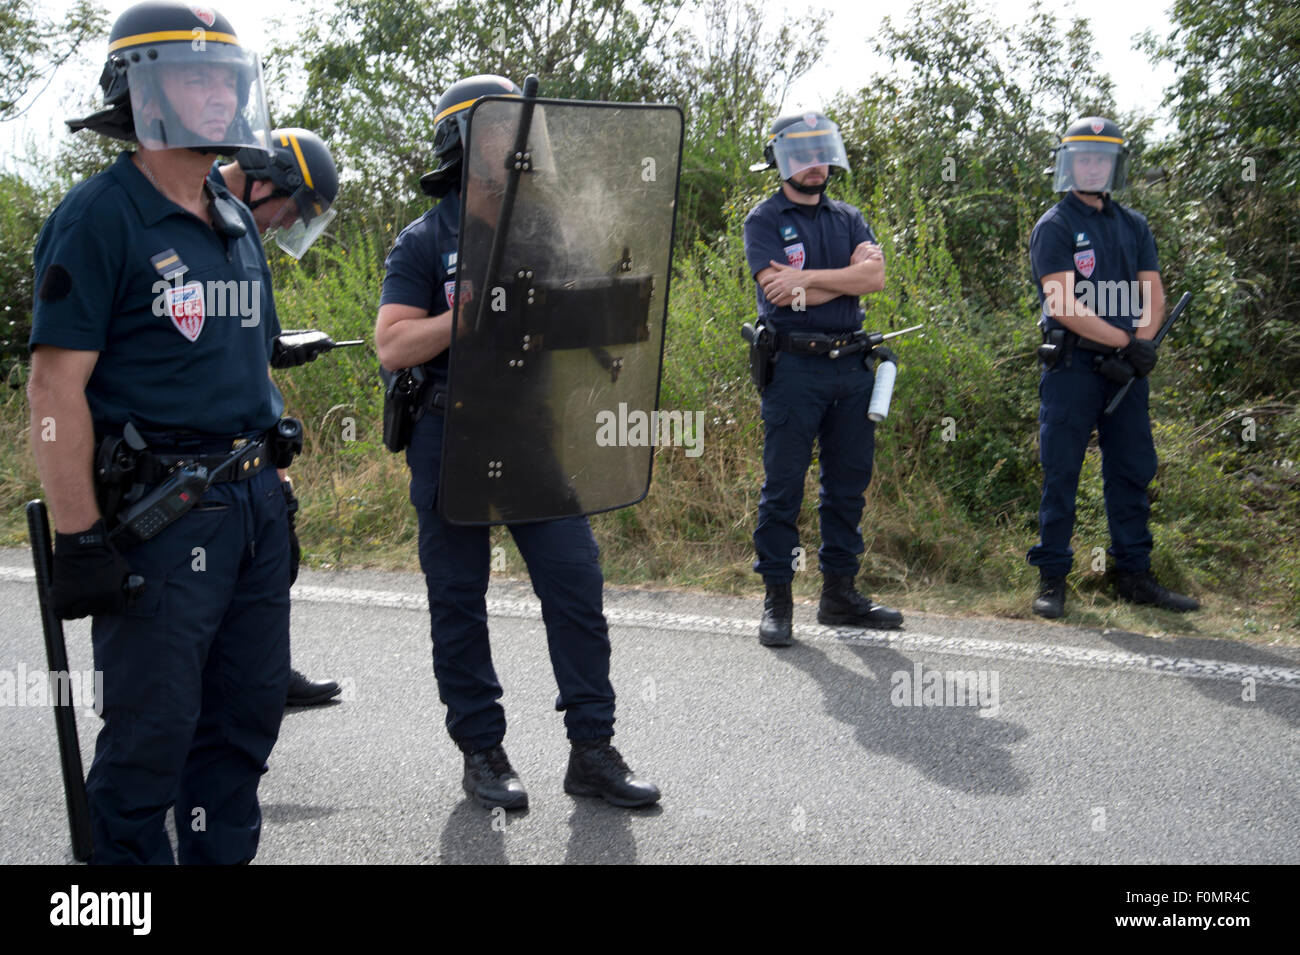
440,97,684,525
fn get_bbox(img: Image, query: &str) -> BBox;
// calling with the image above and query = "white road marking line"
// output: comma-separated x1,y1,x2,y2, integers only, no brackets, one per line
4,568,1296,689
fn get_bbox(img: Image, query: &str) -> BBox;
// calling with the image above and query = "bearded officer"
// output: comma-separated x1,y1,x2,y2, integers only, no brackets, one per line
743,111,902,647
375,75,660,810
29,1,293,863
1028,116,1199,618
213,127,345,706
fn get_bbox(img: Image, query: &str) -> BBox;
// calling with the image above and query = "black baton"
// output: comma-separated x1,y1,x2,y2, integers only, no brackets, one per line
25,500,93,862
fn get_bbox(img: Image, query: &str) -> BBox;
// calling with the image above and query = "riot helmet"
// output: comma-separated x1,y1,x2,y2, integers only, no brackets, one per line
420,74,523,197
66,1,272,154
1052,116,1128,194
235,128,339,258
749,111,850,194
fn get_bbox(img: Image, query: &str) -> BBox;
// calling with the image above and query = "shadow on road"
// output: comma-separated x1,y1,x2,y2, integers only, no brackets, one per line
777,638,1031,795
1099,629,1300,728
564,798,655,864
438,798,511,864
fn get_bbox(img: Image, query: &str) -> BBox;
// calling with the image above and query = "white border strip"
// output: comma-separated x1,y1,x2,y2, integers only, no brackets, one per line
4,568,1296,689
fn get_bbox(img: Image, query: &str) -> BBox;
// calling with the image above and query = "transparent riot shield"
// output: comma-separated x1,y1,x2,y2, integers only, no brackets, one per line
439,95,683,525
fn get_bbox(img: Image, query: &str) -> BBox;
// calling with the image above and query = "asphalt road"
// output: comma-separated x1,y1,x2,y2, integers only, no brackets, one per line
2,549,1297,865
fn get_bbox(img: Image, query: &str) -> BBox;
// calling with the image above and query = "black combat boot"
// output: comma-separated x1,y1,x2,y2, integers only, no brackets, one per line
1113,570,1200,612
817,573,903,629
285,668,342,707
564,740,661,808
1032,576,1067,619
462,744,529,810
759,579,794,646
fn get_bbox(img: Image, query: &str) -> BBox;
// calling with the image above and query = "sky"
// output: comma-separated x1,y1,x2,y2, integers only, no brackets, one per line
1,0,1180,177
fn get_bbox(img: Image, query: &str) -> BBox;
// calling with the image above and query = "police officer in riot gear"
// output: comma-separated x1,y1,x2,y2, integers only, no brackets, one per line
1028,116,1199,617
376,75,660,810
220,128,340,258
743,111,903,647
210,128,344,707
31,1,293,863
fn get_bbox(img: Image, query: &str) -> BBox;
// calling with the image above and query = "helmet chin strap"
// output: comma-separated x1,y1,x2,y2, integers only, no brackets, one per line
786,172,831,196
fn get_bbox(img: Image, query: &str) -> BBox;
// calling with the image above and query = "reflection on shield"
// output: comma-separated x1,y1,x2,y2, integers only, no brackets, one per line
439,96,683,525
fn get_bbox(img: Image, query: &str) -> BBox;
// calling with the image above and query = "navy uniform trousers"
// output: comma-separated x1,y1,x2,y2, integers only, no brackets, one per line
754,351,877,581
1028,351,1157,578
405,412,615,753
87,466,290,865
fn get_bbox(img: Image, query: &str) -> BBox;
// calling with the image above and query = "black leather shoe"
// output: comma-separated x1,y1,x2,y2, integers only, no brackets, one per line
1114,570,1200,612
817,573,903,629
285,668,342,707
1032,577,1067,619
564,740,660,808
759,579,794,646
463,745,529,810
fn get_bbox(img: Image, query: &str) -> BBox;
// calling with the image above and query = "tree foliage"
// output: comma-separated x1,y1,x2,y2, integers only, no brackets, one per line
832,0,1119,317
0,0,106,121
274,0,826,244
1143,0,1300,395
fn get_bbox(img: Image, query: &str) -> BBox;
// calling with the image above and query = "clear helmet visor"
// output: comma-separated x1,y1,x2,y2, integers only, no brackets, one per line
771,118,849,179
126,43,271,153
266,187,336,259
1053,140,1128,192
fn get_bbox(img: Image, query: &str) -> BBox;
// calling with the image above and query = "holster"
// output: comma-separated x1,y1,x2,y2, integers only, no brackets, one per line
741,322,776,394
1037,328,1070,370
382,365,446,453
93,435,138,532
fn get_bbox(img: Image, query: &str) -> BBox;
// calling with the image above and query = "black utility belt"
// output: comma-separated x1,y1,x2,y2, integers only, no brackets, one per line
132,438,271,486
1039,327,1124,371
94,419,303,546
776,329,866,356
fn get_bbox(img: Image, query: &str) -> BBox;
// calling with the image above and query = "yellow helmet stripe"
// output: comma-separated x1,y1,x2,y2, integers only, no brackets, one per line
1062,134,1125,144
434,93,520,126
110,30,240,51
280,132,314,191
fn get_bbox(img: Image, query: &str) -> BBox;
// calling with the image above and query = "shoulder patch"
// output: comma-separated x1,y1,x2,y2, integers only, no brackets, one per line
38,264,73,302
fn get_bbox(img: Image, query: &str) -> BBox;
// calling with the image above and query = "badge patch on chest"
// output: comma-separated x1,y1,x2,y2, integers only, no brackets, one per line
1073,249,1096,278
780,225,799,242
784,243,805,269
166,281,205,341
445,278,474,310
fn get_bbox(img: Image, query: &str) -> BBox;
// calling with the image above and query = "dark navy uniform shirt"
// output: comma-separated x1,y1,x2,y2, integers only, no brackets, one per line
30,151,282,436
743,189,875,332
1030,191,1159,333
380,189,461,382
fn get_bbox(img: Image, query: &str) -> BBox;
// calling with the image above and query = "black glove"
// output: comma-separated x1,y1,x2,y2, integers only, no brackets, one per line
271,330,335,369
1098,354,1135,385
283,481,300,585
1121,334,1158,378
870,345,899,366
51,520,132,619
